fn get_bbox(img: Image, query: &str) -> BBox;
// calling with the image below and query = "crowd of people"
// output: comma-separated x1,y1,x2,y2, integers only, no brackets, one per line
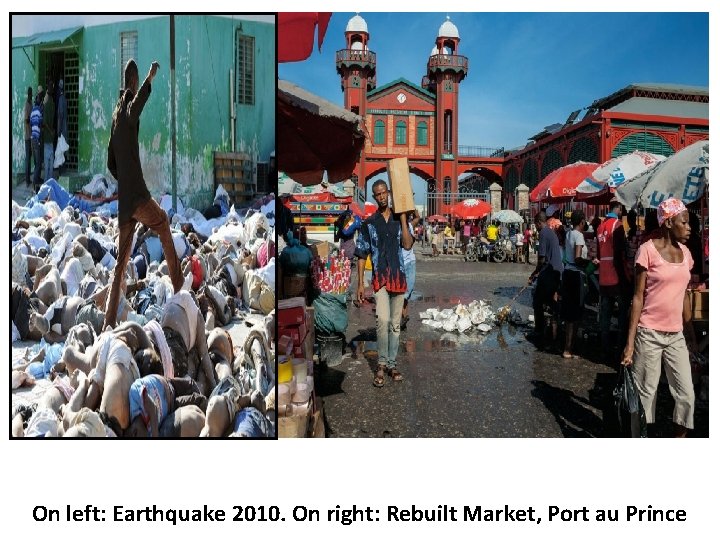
527,198,707,436
277,175,707,437
24,76,68,194
414,217,534,262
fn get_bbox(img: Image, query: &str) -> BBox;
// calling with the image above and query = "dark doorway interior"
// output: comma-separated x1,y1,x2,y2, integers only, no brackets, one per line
43,49,79,172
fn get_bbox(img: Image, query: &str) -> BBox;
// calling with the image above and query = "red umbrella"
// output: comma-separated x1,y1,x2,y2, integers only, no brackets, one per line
362,202,377,218
278,13,332,63
450,198,492,220
530,161,599,203
427,214,448,223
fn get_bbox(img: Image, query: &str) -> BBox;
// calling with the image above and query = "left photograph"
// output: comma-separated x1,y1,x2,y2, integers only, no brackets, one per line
10,14,277,438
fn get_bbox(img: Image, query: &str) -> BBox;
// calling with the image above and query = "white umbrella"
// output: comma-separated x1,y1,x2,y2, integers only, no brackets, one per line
491,209,524,223
576,150,666,195
615,140,709,209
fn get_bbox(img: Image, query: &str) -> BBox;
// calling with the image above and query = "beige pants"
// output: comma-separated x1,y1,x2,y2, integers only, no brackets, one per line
632,327,694,429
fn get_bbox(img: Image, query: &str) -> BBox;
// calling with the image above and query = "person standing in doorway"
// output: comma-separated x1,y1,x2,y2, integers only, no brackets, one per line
30,89,44,193
23,87,33,186
104,59,183,329
42,80,55,181
355,180,414,387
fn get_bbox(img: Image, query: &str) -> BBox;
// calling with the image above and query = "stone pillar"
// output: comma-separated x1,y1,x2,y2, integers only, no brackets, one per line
489,182,502,213
515,183,529,212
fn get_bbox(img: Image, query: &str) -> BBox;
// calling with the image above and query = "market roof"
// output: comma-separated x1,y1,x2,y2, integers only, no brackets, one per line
589,82,708,110
608,97,709,120
346,14,368,33
438,16,459,38
12,26,82,49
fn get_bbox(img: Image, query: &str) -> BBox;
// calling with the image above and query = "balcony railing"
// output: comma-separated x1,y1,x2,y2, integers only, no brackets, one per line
336,49,376,68
458,145,505,158
427,54,468,71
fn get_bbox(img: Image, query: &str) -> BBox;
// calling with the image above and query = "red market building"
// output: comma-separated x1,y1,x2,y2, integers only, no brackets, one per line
335,14,708,214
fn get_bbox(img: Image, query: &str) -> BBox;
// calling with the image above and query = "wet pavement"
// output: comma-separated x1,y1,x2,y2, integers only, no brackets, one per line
315,246,709,438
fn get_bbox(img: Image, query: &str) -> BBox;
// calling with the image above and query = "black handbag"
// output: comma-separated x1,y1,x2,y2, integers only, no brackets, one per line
613,366,648,438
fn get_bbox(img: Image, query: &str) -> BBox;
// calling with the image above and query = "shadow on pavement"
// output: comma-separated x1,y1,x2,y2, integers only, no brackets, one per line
531,379,604,437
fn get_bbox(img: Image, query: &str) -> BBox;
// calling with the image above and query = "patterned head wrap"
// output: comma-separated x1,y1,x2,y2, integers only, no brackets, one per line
657,198,687,226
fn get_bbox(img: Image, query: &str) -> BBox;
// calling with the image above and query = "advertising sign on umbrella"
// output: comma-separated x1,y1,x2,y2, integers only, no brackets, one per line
615,140,709,209
576,151,666,199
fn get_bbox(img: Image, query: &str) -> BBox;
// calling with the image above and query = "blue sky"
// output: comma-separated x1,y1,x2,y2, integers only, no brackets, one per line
280,12,709,200
280,12,708,151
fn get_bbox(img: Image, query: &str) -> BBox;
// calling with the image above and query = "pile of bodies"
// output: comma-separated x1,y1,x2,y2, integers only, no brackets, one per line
11,180,277,438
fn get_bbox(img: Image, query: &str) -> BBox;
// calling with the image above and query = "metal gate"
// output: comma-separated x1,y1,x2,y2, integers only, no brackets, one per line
43,49,79,171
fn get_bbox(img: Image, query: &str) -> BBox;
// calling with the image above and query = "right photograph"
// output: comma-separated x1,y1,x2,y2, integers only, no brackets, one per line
276,12,709,438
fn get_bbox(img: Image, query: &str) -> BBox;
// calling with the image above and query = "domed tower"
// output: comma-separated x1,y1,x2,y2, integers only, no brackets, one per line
336,13,377,117
426,16,468,200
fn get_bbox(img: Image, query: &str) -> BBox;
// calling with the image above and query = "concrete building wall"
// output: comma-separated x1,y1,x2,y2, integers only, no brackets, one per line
11,15,275,210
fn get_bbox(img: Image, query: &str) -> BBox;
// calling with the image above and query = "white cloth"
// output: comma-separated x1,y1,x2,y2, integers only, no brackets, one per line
54,134,69,168
26,409,59,437
89,334,139,389
12,245,27,284
143,320,174,379
60,258,84,297
164,290,200,350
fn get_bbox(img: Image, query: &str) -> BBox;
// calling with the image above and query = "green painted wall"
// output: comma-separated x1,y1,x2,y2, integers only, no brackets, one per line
11,15,275,210
11,42,38,171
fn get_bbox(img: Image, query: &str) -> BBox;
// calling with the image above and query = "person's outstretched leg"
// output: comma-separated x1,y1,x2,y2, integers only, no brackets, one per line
104,220,137,329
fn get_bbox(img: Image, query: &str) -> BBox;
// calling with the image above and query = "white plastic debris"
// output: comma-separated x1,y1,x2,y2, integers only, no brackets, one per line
477,324,493,333
457,316,473,333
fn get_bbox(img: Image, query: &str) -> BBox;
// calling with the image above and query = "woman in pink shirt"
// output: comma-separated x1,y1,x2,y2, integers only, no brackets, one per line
622,198,698,437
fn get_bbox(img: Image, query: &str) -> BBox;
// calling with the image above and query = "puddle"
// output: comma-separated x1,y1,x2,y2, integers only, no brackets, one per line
349,324,528,360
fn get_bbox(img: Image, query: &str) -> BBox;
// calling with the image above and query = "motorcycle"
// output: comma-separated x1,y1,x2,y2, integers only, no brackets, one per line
478,240,507,263
464,237,479,262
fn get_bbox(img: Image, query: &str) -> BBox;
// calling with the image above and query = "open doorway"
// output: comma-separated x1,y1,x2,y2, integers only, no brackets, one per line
42,49,79,172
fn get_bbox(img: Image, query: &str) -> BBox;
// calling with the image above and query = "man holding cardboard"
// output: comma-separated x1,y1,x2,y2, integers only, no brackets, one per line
355,166,414,388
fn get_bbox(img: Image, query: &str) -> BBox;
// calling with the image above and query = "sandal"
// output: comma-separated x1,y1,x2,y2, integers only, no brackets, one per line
388,368,404,382
373,365,386,388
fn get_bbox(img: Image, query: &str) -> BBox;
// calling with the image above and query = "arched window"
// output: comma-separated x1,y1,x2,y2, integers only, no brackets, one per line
374,119,385,145
612,132,674,157
395,120,407,145
521,159,538,189
416,121,428,146
540,148,564,180
443,176,451,205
